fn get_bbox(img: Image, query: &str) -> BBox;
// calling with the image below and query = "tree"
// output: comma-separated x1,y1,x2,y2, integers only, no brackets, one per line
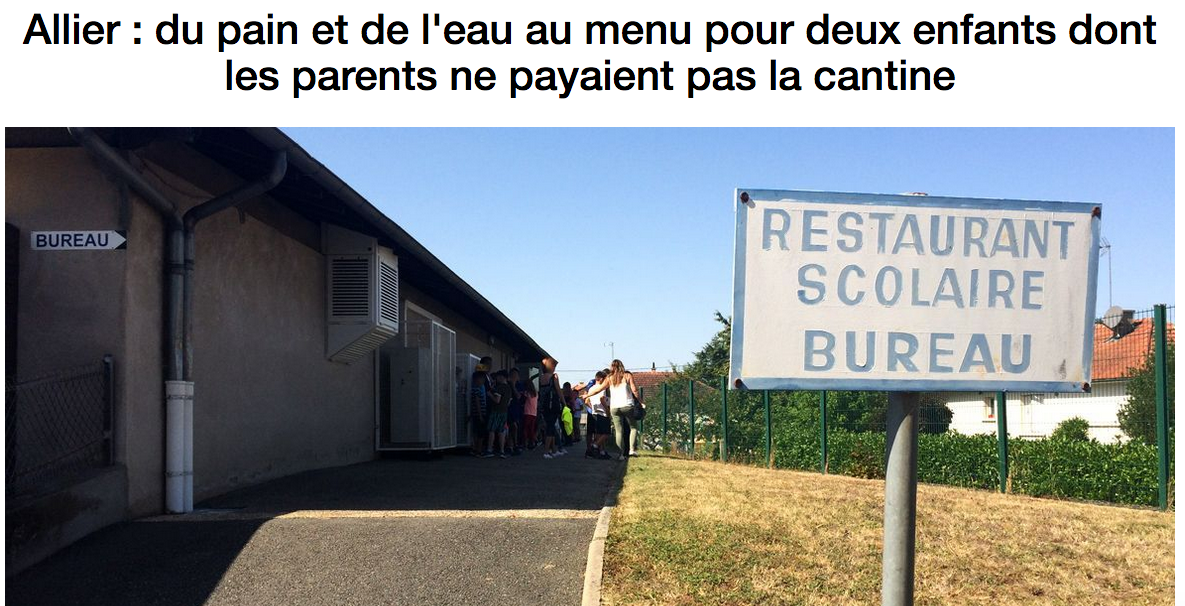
675,311,953,434
1118,342,1174,444
678,311,730,383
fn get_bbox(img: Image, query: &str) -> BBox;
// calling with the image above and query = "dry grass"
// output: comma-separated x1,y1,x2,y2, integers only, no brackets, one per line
602,455,1174,606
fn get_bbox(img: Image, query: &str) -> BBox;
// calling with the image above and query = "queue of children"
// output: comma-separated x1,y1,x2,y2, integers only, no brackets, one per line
468,356,644,461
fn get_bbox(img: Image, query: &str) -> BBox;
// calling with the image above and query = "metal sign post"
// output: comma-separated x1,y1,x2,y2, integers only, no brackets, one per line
882,392,919,606
729,189,1101,606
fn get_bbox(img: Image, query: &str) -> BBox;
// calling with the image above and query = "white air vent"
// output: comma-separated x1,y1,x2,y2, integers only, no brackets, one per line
324,223,399,364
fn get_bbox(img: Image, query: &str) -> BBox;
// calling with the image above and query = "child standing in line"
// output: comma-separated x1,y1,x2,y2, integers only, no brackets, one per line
561,399,574,446
522,382,539,450
586,370,613,459
469,370,489,456
486,370,512,458
507,369,524,455
561,383,574,447
571,388,583,444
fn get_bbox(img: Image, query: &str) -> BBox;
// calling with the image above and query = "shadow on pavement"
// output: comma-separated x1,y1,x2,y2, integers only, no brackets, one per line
7,446,626,606
200,446,625,514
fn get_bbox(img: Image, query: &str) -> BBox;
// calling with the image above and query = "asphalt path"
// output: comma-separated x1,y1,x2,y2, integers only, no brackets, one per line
8,447,625,606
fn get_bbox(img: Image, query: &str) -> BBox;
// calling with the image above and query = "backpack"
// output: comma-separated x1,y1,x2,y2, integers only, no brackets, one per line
539,380,561,418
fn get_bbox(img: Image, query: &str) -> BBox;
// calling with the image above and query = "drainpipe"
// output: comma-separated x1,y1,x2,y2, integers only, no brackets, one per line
68,127,190,514
69,128,286,514
68,128,185,379
179,150,286,510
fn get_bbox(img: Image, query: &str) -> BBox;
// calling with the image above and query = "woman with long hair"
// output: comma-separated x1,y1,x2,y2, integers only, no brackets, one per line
583,359,643,460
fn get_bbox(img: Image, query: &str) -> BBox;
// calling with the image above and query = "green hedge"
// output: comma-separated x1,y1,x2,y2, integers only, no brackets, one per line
638,382,1166,507
771,427,1164,507
1010,438,1162,505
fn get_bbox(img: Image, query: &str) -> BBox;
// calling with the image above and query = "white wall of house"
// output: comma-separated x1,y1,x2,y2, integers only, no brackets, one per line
942,380,1129,443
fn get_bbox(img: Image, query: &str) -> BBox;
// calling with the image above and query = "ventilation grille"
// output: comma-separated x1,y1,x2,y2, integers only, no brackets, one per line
325,231,400,364
333,324,397,364
378,256,399,328
330,257,371,319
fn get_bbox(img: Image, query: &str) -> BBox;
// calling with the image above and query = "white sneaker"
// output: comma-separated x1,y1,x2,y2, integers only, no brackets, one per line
628,451,638,457
543,453,553,459
556,450,566,456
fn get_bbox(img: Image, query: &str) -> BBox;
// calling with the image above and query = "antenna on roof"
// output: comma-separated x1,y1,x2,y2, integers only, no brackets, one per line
1099,236,1113,308
1101,305,1136,339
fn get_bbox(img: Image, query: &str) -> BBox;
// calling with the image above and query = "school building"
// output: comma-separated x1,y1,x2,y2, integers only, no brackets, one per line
5,127,548,572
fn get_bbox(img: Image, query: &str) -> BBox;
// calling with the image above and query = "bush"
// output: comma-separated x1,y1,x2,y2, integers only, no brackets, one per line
1051,417,1092,442
916,432,999,490
820,429,884,478
770,424,1163,506
1011,438,1161,506
654,373,1165,507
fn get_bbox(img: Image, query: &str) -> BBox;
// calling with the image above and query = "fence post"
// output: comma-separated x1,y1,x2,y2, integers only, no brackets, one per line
764,389,772,468
820,390,828,474
688,379,696,458
996,391,1008,493
720,377,729,462
638,386,645,447
1155,304,1169,510
662,383,669,452
103,354,115,465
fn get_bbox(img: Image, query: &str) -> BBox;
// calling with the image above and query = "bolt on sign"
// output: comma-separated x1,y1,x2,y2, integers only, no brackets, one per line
730,190,1100,393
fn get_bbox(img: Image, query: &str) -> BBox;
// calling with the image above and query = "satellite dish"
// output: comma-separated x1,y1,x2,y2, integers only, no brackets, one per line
1101,306,1125,330
1101,305,1136,338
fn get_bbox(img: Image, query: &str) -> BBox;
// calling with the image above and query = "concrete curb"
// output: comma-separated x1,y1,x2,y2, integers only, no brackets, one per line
581,505,614,606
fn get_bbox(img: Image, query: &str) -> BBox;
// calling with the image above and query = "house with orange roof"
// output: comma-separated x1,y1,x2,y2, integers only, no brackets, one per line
944,311,1173,442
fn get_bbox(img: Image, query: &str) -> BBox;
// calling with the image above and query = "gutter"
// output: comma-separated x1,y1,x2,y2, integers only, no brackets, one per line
175,150,287,509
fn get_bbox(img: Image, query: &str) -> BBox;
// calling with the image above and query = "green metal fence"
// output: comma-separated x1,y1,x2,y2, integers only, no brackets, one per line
639,304,1175,509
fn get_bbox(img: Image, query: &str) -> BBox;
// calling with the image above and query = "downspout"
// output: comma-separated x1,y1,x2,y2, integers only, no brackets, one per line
69,128,286,514
68,127,190,514
68,128,186,380
179,150,287,510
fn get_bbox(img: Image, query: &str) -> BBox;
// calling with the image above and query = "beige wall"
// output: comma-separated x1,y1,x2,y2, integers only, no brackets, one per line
141,157,376,503
5,148,127,377
7,147,376,514
188,205,374,500
7,142,535,519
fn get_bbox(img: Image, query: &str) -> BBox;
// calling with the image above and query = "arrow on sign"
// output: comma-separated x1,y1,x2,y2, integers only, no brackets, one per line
31,231,127,250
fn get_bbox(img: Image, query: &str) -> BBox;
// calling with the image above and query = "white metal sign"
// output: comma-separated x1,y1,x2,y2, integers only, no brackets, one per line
31,230,127,250
730,190,1100,393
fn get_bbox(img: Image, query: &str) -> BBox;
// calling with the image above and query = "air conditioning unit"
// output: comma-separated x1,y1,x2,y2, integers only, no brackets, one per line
324,223,398,364
376,321,459,451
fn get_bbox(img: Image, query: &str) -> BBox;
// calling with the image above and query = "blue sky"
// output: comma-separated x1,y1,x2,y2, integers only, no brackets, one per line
284,128,1174,374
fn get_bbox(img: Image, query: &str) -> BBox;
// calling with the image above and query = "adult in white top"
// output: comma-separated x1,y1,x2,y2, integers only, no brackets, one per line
584,359,644,460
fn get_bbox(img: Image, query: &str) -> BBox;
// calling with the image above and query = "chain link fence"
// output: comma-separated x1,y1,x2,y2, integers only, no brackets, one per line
6,357,114,497
640,305,1174,508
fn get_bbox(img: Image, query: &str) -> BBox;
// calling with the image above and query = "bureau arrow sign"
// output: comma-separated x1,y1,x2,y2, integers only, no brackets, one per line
31,230,127,250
